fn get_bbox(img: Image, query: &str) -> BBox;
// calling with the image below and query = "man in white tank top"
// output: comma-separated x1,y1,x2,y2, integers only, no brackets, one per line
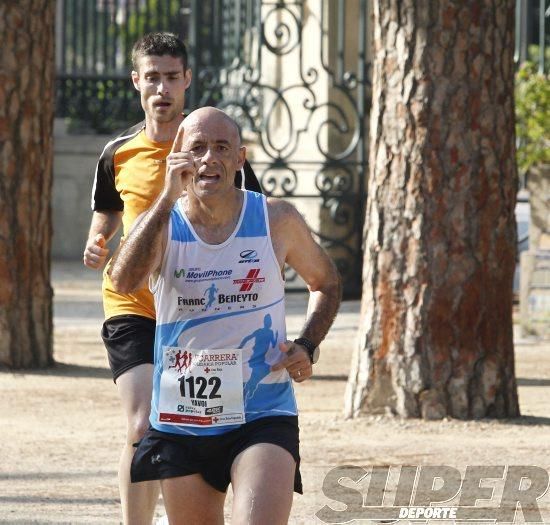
109,106,342,524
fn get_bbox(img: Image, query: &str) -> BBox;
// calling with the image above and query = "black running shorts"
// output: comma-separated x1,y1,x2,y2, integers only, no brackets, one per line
131,416,303,494
101,314,156,382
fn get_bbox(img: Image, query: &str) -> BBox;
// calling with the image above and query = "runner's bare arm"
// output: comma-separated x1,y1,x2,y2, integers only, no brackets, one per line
83,210,122,269
109,125,194,292
108,200,171,292
269,198,342,379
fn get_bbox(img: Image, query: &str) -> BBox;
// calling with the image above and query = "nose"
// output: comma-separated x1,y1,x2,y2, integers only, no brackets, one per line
201,147,218,164
157,81,168,95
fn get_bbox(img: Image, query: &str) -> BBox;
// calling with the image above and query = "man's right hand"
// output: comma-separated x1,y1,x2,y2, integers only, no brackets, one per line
163,124,195,202
83,233,109,269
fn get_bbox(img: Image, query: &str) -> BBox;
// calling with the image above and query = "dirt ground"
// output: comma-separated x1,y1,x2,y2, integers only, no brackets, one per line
1,262,550,524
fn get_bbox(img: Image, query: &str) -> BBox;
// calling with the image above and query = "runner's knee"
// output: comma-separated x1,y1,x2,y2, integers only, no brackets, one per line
126,412,151,443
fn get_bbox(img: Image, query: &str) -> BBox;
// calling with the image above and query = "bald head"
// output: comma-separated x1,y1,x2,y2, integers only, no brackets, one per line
183,107,241,146
174,106,246,197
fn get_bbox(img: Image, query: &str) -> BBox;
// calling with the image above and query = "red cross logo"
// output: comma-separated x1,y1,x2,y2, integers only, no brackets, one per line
233,269,265,291
204,367,211,374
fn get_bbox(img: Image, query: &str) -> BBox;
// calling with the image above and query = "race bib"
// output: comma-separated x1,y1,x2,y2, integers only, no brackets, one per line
157,347,245,427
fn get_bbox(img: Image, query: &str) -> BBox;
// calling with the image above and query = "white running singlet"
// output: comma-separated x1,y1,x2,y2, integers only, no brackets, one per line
150,190,297,436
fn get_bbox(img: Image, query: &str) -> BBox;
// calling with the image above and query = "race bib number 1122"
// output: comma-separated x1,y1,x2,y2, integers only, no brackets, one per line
157,346,245,427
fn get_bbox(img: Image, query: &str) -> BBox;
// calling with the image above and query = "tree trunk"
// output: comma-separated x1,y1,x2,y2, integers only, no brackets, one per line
345,1,520,419
0,1,55,368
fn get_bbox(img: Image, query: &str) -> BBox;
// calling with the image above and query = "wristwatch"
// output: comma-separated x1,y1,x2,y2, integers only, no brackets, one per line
294,337,320,364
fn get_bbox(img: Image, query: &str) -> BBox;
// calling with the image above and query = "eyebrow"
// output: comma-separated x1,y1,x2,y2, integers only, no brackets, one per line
189,139,232,145
144,70,182,76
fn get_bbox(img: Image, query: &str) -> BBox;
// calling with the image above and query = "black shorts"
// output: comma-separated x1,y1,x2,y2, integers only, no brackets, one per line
101,314,156,382
131,416,303,494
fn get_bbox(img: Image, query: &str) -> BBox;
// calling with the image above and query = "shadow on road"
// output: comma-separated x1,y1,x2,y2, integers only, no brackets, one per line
1,362,112,379
0,470,116,481
499,415,550,426
517,377,550,387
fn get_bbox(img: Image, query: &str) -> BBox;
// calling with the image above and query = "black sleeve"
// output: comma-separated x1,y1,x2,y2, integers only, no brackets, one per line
91,145,123,211
234,159,263,194
90,122,144,211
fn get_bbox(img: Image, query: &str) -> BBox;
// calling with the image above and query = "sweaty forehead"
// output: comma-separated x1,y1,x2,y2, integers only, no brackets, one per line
183,116,240,145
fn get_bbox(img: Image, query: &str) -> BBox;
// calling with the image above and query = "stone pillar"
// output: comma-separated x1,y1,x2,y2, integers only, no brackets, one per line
232,1,371,293
520,163,550,336
52,119,114,259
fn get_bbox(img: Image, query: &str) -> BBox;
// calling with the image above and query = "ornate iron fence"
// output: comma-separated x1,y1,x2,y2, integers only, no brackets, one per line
56,0,189,132
56,0,371,296
515,0,549,73
186,0,370,295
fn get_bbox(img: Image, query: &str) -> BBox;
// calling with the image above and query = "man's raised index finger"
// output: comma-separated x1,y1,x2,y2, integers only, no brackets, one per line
170,124,185,154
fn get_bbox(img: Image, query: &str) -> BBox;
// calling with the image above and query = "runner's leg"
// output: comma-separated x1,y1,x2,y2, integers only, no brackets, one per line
116,363,160,525
230,443,295,525
161,474,225,525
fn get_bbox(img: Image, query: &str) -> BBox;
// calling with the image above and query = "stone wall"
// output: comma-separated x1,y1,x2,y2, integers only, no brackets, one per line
520,164,550,336
52,119,111,259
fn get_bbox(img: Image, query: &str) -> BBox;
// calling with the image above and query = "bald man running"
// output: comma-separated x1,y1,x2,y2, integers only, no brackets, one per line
109,107,342,524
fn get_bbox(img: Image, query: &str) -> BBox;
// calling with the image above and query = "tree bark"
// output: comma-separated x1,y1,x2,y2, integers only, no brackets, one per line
345,0,520,419
0,1,55,368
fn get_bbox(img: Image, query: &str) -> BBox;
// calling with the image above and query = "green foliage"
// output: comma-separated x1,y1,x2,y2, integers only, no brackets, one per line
125,0,184,59
515,62,550,173
63,77,142,135
527,44,550,69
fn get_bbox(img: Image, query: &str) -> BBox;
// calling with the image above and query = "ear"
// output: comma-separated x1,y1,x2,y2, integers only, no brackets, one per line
236,146,246,171
184,69,192,90
131,70,140,91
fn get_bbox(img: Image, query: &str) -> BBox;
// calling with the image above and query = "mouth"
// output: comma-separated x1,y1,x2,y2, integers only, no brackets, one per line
197,171,221,184
153,100,172,109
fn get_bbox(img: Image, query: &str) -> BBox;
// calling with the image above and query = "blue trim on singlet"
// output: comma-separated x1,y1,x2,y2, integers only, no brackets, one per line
152,190,296,436
235,191,267,238
170,207,196,243
155,296,285,347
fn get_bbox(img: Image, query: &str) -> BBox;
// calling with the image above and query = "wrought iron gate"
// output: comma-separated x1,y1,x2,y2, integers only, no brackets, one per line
56,0,370,296
188,1,370,296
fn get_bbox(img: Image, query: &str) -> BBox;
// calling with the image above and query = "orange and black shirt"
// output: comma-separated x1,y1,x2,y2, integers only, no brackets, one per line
91,121,262,321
